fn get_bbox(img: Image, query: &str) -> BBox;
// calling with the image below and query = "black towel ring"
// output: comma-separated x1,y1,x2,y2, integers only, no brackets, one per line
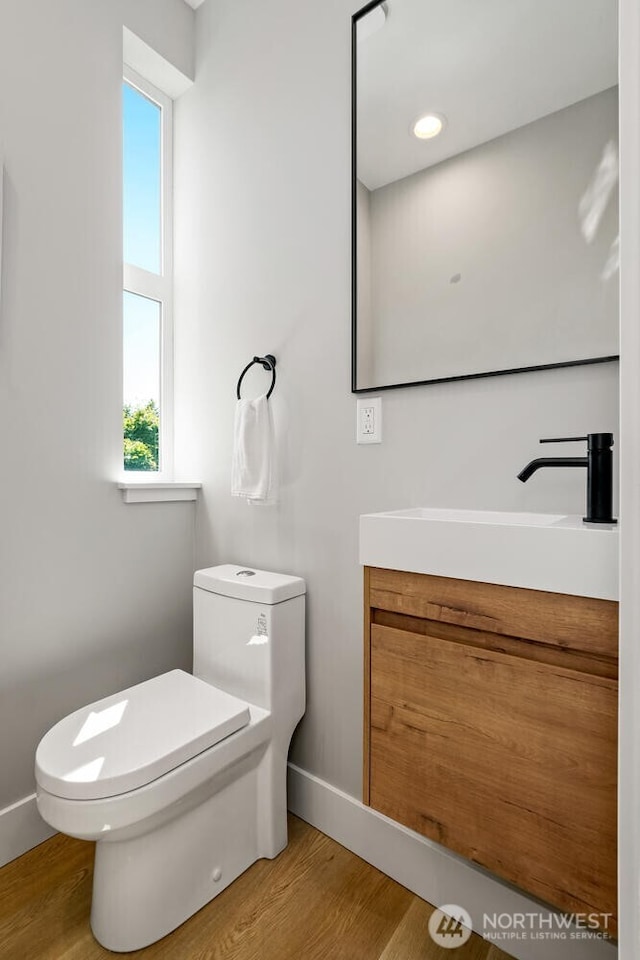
236,354,277,400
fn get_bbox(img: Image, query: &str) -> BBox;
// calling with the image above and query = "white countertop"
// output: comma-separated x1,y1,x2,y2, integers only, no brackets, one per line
360,507,619,600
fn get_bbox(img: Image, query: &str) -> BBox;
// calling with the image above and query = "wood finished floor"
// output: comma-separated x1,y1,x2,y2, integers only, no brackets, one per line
0,816,514,960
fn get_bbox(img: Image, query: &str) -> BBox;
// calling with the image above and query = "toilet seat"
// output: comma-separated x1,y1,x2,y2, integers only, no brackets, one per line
35,670,251,801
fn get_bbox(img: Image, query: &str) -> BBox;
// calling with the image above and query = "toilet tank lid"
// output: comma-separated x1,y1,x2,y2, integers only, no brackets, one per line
194,564,305,604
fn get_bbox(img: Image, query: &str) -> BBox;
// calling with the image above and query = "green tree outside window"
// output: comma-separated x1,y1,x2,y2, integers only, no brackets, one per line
123,401,159,471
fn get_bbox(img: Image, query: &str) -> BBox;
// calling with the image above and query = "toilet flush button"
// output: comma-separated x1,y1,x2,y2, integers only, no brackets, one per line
212,868,223,883
236,570,256,577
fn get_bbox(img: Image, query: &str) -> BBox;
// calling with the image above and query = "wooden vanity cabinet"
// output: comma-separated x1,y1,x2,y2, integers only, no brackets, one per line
363,567,618,930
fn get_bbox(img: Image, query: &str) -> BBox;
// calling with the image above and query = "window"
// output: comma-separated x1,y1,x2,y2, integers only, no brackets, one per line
122,68,173,475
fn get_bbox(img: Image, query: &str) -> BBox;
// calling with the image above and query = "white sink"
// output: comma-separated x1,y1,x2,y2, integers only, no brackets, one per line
382,507,568,526
360,507,618,600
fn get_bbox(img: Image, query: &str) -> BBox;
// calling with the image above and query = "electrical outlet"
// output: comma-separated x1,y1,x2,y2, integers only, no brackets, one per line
356,397,382,444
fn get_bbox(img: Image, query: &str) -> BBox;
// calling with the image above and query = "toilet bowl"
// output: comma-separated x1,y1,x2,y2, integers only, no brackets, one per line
35,565,305,952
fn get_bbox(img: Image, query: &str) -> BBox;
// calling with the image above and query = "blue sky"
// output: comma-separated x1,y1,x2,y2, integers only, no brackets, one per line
123,291,160,410
123,81,162,410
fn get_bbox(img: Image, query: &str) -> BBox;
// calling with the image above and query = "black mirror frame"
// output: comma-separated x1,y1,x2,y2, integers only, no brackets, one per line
350,0,619,394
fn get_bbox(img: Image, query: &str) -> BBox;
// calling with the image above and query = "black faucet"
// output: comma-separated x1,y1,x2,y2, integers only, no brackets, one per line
517,433,617,524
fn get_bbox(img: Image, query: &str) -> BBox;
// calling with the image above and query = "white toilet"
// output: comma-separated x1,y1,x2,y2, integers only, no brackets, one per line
35,564,305,952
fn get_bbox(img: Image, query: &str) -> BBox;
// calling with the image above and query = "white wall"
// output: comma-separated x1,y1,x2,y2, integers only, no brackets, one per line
355,179,373,386
174,0,619,800
0,0,196,828
618,0,640,955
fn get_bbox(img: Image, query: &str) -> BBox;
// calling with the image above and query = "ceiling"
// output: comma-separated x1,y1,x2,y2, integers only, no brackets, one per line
357,0,618,190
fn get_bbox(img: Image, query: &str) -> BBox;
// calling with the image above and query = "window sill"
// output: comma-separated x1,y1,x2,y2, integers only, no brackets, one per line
118,481,202,503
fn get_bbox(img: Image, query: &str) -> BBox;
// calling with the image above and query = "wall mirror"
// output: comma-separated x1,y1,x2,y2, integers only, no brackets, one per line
352,0,619,392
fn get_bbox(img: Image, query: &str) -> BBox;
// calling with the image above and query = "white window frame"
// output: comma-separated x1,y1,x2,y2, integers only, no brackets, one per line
122,65,174,479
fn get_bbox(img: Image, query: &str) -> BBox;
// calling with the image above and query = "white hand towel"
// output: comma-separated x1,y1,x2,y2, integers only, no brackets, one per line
231,394,276,503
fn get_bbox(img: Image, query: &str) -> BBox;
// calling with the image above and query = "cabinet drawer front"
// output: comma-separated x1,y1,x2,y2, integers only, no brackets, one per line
370,623,617,926
368,567,618,659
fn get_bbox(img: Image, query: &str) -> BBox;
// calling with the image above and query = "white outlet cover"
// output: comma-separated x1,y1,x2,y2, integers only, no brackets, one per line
356,397,382,444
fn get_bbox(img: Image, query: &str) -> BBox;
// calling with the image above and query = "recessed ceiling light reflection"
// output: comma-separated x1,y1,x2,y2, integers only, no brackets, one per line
413,114,446,140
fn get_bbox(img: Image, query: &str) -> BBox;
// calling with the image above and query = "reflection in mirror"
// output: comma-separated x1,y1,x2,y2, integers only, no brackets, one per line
352,0,619,391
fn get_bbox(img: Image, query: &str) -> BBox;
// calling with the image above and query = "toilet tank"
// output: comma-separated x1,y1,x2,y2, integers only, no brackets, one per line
192,565,306,716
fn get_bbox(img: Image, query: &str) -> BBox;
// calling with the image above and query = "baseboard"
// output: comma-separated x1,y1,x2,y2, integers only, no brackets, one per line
287,763,617,960
0,772,618,960
0,794,56,868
